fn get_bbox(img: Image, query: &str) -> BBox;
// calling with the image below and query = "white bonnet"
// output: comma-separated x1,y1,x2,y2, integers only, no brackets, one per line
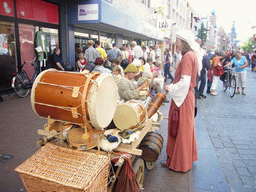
132,59,141,67
176,29,202,75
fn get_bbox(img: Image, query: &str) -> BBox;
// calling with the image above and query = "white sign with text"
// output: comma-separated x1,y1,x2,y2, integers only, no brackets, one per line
78,4,99,21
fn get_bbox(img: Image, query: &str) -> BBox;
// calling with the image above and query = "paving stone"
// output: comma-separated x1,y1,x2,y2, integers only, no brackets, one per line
240,154,255,160
215,148,228,155
229,154,242,160
223,169,241,181
226,179,246,192
240,176,256,186
232,140,252,145
236,167,252,177
238,149,256,155
247,167,256,174
226,148,239,154
223,141,235,148
221,161,236,171
243,160,256,167
232,160,247,168
235,145,251,150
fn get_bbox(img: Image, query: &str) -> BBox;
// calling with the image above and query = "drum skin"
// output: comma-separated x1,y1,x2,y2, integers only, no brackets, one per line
140,132,164,162
113,100,146,130
147,92,166,118
31,69,118,129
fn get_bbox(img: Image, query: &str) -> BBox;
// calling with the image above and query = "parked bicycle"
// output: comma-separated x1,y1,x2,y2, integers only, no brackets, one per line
12,57,39,98
222,66,236,98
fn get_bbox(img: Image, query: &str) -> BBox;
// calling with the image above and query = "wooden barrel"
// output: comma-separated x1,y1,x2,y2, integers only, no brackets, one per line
140,132,164,162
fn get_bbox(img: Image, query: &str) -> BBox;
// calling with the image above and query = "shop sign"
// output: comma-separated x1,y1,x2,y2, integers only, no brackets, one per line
78,4,98,21
157,19,171,29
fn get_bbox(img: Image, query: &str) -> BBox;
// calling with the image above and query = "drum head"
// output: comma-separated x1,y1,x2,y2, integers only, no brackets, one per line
113,103,139,130
88,74,118,129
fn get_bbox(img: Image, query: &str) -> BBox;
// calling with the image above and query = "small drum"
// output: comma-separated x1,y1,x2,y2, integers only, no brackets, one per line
31,69,118,129
140,132,164,162
113,100,147,130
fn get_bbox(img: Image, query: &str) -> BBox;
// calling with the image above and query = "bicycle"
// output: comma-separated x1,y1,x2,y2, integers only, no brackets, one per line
222,66,236,98
12,57,39,98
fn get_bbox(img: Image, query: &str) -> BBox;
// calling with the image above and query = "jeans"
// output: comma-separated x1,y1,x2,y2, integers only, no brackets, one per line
198,73,206,95
164,63,174,82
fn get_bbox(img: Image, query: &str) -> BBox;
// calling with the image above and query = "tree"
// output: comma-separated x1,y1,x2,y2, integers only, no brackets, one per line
241,37,256,52
197,22,207,46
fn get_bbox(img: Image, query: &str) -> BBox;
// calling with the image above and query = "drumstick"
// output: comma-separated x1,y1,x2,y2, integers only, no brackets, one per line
150,82,159,95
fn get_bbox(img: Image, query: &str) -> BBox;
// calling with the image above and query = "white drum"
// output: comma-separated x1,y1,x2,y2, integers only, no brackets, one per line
31,69,118,129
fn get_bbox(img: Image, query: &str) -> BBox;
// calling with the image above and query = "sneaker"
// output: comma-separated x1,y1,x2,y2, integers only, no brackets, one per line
200,95,207,98
197,95,201,99
242,92,246,95
210,91,218,96
235,91,240,94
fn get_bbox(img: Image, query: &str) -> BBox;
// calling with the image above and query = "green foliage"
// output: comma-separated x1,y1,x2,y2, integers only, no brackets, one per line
197,22,207,46
241,37,256,52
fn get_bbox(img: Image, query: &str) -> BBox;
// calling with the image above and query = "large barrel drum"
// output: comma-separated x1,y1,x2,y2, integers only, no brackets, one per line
140,132,164,162
31,69,118,129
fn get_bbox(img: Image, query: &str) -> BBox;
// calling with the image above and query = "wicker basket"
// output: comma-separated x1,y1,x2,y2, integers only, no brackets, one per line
15,143,109,192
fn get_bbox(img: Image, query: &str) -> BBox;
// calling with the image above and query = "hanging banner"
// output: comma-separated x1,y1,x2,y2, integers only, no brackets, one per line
156,7,164,15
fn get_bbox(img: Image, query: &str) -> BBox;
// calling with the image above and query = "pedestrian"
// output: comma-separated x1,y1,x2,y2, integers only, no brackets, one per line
50,48,65,71
210,51,225,96
224,51,248,95
84,40,100,72
107,43,122,62
77,53,87,72
162,29,199,172
251,51,256,71
95,41,107,61
206,53,216,93
148,46,156,65
198,54,210,98
163,49,174,82
142,46,148,61
248,52,253,68
130,41,143,60
155,44,161,64
92,57,112,74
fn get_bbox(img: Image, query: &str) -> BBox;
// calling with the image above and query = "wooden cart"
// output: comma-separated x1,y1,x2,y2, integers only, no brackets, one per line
15,117,163,192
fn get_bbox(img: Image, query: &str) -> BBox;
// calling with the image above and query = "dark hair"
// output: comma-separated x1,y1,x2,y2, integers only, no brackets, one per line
54,48,60,53
139,57,145,65
147,57,153,63
112,43,116,47
95,41,100,46
120,59,129,70
180,39,193,56
142,46,146,50
112,58,120,65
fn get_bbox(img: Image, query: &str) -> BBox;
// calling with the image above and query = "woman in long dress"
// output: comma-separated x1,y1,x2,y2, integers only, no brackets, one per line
163,30,199,172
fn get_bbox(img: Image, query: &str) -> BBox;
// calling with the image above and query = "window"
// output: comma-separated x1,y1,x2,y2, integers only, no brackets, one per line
0,21,16,90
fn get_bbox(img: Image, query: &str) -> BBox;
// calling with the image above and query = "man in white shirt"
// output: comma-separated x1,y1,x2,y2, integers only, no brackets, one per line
131,41,143,60
155,44,161,63
149,46,156,64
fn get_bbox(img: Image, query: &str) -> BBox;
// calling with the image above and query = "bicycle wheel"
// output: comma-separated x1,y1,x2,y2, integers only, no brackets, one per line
229,75,236,98
13,74,30,98
223,79,228,92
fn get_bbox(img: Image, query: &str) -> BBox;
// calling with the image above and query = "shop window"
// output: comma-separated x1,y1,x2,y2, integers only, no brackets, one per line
19,24,58,80
0,21,16,90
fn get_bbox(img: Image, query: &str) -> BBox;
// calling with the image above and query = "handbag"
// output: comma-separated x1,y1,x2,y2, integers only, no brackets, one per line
170,104,179,137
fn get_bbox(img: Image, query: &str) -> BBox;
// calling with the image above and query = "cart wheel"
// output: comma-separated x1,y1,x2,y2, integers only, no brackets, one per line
145,161,157,170
132,158,144,190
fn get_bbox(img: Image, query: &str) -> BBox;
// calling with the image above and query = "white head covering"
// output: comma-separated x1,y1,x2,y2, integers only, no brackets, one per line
132,59,141,67
176,29,202,76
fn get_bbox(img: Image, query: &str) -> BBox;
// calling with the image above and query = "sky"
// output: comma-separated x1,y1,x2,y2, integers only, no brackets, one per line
187,0,256,42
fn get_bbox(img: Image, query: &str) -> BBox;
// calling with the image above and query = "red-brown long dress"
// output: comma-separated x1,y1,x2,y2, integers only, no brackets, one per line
165,51,198,172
